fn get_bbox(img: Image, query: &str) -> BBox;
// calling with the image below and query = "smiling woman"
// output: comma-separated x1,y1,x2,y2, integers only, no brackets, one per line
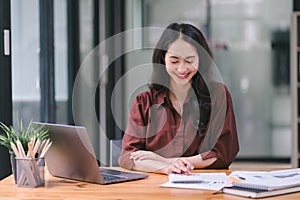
165,38,199,115
118,23,239,175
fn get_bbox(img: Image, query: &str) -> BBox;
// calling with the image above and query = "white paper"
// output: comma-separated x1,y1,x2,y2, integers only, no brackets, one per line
159,172,230,191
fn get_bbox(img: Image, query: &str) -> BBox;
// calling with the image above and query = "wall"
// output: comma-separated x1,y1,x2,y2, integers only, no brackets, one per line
124,0,293,159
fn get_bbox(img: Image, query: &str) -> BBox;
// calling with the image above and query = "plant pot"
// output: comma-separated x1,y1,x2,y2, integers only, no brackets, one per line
9,151,17,184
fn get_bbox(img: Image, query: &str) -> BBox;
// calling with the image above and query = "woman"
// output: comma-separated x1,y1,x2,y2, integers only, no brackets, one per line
119,23,239,174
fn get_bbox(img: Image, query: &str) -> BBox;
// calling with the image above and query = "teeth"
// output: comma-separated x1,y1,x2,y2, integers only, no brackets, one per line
177,74,189,79
178,74,187,77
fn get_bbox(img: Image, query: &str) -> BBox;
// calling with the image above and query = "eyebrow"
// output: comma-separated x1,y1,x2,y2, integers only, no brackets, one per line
168,55,195,59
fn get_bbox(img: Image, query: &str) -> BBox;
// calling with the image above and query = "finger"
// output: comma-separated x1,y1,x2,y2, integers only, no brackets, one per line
175,160,194,173
130,151,141,156
169,165,181,174
130,154,142,160
130,152,148,160
170,164,186,174
130,152,140,160
135,155,146,161
130,151,143,157
129,154,135,160
180,159,194,171
174,160,186,170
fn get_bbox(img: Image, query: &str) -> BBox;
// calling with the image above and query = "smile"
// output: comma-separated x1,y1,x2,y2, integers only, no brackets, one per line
176,73,190,79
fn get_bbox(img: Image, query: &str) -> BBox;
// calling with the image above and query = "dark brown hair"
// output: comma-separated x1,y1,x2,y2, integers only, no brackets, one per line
150,23,213,134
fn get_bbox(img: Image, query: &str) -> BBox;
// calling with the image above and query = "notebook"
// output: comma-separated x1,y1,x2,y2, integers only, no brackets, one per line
223,186,300,198
32,122,148,184
229,169,300,191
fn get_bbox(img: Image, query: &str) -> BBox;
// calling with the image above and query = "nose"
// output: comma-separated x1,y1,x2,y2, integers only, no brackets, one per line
177,62,187,73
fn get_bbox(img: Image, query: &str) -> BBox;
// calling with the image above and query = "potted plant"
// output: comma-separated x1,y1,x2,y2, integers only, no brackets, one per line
0,120,49,183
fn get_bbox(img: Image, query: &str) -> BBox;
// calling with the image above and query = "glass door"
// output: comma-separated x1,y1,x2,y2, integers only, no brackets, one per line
11,0,69,126
11,0,40,126
137,0,292,160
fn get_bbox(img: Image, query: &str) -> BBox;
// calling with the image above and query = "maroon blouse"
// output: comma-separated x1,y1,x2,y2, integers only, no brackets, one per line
119,84,239,170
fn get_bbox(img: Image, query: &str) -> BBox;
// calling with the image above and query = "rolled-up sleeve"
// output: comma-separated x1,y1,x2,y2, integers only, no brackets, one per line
201,86,239,169
118,94,149,170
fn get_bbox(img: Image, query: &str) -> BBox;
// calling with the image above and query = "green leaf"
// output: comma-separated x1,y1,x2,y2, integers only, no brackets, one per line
0,119,49,153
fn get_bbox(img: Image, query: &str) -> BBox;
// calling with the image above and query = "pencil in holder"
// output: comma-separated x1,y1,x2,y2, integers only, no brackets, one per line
16,157,45,187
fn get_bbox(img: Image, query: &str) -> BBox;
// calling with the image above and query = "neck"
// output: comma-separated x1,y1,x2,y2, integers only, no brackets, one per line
169,82,191,104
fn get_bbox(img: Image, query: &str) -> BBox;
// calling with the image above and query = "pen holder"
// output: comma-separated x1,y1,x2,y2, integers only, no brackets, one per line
16,157,45,187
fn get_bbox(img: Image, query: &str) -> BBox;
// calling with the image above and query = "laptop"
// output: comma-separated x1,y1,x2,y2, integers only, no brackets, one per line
32,122,148,184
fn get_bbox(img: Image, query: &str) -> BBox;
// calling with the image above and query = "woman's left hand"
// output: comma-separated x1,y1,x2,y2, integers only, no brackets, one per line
129,150,165,162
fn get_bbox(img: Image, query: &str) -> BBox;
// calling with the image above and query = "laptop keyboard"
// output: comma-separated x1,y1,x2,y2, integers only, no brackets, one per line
102,173,125,182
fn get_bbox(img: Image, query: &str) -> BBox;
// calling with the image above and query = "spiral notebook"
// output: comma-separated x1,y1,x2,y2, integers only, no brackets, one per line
229,169,300,191
222,169,300,198
223,185,300,198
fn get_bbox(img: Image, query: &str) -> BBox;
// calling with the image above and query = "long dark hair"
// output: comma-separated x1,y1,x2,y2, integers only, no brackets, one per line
150,23,213,134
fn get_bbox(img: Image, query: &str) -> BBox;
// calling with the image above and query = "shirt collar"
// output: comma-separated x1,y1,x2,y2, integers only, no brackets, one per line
152,87,196,106
152,89,168,105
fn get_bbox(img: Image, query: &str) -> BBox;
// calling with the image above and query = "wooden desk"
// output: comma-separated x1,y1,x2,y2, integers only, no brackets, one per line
0,168,300,200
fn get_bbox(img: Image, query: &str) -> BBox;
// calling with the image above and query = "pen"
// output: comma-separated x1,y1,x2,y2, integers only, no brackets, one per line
237,176,246,180
186,165,191,171
184,165,193,174
172,180,209,184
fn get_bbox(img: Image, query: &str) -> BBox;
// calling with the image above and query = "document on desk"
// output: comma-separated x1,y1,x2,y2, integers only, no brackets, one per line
159,172,230,191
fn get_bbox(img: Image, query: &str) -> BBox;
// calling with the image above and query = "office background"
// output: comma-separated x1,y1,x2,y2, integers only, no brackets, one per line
0,0,298,179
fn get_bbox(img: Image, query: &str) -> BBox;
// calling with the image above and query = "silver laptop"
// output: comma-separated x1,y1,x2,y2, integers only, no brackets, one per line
33,122,148,184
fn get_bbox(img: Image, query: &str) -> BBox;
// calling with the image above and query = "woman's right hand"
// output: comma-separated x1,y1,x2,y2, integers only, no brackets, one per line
161,158,194,174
